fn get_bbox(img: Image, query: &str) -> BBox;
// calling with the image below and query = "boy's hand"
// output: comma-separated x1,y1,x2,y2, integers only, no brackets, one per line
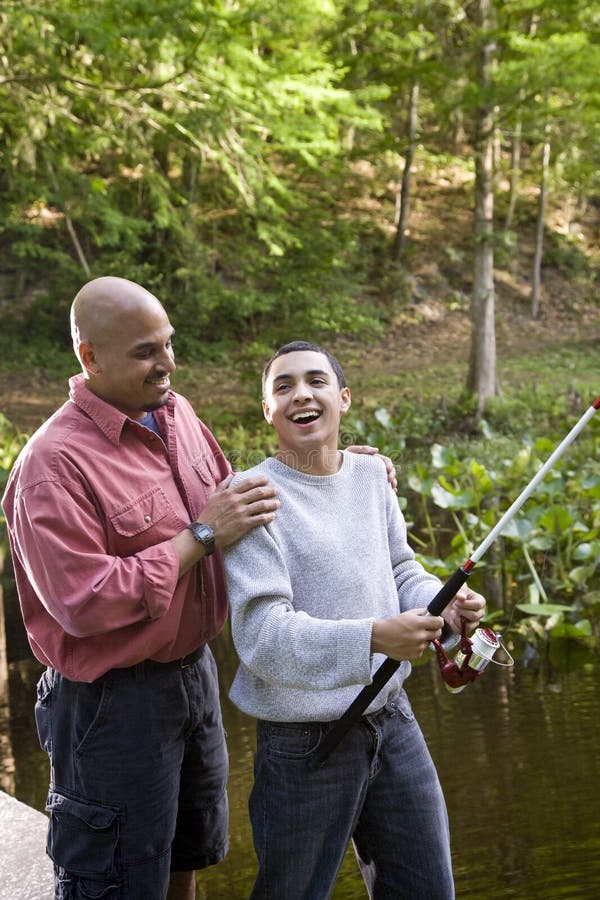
174,475,280,577
442,588,486,634
371,609,444,661
346,445,398,492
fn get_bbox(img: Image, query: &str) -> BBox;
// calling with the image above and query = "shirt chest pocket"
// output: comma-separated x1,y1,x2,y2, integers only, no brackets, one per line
109,487,176,538
190,451,219,487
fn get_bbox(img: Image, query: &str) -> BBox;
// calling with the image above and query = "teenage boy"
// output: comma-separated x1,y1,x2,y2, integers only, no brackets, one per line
223,340,486,900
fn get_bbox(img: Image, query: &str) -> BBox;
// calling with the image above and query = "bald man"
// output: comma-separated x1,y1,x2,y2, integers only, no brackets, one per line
2,276,281,900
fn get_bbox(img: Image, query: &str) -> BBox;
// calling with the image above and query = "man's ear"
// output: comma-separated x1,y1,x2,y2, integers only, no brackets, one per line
340,386,352,415
262,398,274,425
79,342,101,376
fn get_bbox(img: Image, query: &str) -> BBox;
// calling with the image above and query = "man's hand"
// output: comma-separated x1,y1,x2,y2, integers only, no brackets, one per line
200,474,279,549
442,587,486,635
371,609,444,661
173,474,279,575
346,444,398,492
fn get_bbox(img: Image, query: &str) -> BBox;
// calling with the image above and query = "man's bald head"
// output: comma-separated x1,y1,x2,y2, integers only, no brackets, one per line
68,276,176,418
71,276,165,362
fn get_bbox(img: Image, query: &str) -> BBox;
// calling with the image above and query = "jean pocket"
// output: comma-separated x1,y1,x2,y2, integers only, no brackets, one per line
46,790,121,881
262,721,322,759
34,668,56,754
393,688,415,722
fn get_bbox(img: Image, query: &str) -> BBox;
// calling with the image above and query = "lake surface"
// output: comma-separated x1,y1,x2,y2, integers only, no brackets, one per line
1,573,599,899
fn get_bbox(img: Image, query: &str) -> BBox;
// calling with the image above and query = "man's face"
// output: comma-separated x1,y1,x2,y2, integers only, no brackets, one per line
83,301,176,420
262,350,351,458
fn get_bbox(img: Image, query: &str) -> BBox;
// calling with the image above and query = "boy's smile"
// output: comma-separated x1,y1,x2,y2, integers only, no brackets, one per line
263,350,351,474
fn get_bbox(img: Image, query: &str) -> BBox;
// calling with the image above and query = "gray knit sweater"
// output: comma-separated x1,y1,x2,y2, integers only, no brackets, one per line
223,451,442,722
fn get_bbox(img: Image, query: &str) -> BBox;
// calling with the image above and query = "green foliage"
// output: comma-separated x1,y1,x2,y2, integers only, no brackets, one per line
416,432,599,670
0,0,386,353
336,393,600,671
1,0,598,364
0,414,29,548
542,230,595,279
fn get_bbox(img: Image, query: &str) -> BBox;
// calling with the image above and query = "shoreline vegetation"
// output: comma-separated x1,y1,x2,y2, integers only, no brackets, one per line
1,311,599,676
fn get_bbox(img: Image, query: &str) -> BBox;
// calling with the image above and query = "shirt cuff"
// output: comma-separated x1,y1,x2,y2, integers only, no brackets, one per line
140,541,180,619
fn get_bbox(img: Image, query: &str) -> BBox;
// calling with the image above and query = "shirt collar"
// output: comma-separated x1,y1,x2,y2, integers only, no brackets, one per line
68,373,175,445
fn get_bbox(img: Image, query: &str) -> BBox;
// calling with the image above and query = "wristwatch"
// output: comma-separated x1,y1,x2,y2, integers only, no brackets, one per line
187,522,215,556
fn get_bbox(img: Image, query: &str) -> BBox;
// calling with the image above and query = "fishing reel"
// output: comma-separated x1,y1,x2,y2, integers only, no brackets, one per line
433,617,514,694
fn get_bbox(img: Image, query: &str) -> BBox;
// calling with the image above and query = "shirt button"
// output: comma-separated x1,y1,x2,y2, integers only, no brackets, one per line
144,515,151,523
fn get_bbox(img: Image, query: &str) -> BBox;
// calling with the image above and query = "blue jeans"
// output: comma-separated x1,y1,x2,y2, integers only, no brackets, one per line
249,692,454,900
34,646,229,900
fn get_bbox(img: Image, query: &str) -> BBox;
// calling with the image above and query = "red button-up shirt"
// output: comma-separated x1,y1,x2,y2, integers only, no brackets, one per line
2,374,232,681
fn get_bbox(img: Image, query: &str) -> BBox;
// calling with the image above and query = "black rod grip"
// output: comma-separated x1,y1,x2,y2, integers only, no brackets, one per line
426,566,472,616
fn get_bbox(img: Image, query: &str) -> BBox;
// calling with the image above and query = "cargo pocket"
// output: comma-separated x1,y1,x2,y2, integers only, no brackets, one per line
34,668,56,755
46,790,121,884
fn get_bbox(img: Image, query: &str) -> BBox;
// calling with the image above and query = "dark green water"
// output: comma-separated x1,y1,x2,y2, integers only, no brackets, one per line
2,582,599,899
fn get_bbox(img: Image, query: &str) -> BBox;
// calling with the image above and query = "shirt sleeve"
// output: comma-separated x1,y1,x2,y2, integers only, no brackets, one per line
224,525,374,692
385,479,443,612
197,416,234,481
12,478,179,638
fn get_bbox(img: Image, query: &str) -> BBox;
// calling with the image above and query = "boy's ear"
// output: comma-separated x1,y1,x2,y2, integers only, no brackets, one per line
262,398,274,425
340,386,352,414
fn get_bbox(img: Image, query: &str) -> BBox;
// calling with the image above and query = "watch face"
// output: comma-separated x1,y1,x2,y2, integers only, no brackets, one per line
189,522,215,553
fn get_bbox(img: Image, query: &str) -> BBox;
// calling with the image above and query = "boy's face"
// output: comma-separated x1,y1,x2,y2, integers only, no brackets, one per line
262,350,351,457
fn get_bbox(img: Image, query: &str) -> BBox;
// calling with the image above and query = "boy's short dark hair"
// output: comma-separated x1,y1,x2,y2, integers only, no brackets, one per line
262,341,347,396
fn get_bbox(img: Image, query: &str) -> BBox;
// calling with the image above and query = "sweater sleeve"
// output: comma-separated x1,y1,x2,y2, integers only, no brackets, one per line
386,482,443,612
224,523,374,692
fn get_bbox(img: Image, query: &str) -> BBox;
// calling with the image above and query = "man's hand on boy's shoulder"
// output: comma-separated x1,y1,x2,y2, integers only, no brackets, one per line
346,445,398,493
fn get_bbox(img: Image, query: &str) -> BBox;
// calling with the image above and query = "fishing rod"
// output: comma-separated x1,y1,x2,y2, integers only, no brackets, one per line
310,394,600,769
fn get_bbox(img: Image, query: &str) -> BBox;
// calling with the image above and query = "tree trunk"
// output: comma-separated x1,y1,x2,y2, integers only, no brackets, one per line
47,162,91,276
505,114,521,230
451,84,467,150
467,0,499,416
531,126,551,319
393,63,420,263
506,15,537,231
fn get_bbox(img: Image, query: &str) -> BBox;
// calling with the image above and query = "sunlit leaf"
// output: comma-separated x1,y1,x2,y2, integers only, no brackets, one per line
528,535,555,551
515,603,572,616
408,473,433,494
431,444,450,469
572,542,596,561
511,445,533,474
374,407,393,430
568,565,595,586
431,483,473,509
501,517,535,540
